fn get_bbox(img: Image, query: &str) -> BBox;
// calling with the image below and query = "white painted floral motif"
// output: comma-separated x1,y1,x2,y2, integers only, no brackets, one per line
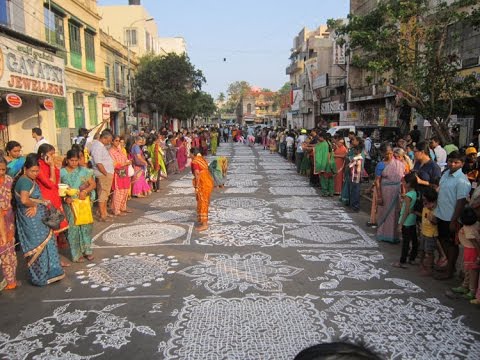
225,179,259,187
325,277,424,296
143,210,195,223
269,187,317,196
300,250,386,289
75,253,178,292
209,207,273,224
150,197,197,209
101,224,189,247
0,303,155,359
279,209,353,223
196,224,282,247
169,180,194,188
224,187,259,194
178,252,303,294
226,174,263,181
269,180,310,187
161,293,331,359
272,196,343,210
324,296,480,359
213,197,268,209
264,170,297,175
284,223,377,248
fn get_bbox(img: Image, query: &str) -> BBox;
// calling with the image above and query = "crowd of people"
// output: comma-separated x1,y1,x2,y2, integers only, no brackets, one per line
249,124,480,306
0,123,227,289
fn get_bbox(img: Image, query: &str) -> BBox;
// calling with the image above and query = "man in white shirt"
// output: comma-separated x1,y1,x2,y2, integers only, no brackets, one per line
90,130,114,221
295,129,308,173
430,136,447,172
32,127,48,153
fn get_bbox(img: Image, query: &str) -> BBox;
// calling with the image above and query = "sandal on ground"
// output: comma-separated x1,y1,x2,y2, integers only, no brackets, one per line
195,225,208,232
84,255,95,261
99,217,113,223
74,258,85,263
436,257,448,267
122,209,133,213
114,212,127,217
463,292,475,300
470,299,480,305
451,286,469,294
392,262,408,269
61,261,71,267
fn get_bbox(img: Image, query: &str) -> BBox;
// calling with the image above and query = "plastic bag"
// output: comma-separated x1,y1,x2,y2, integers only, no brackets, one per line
71,196,93,225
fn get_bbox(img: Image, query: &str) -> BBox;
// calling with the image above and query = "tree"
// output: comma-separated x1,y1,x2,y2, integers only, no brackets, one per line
225,81,251,112
134,53,206,120
217,92,226,102
329,0,480,143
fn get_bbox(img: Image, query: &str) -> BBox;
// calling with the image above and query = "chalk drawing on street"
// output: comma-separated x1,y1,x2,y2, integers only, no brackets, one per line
150,197,197,209
269,187,317,196
324,296,480,359
209,207,273,224
272,196,343,210
224,187,258,194
196,224,282,247
178,252,303,294
279,209,352,224
143,210,195,223
0,303,156,359
159,293,331,359
213,197,268,209
75,253,178,292
283,223,378,248
96,223,192,247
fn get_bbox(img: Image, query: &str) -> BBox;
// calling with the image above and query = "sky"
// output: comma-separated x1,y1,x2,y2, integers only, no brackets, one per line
98,0,350,99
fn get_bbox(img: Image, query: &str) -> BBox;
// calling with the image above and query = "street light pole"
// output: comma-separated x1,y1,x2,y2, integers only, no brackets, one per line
126,17,154,132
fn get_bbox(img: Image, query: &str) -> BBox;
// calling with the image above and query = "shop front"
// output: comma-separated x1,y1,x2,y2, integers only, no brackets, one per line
103,96,127,135
320,100,345,128
0,32,66,152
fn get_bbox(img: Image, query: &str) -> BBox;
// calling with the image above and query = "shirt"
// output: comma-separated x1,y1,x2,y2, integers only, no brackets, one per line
434,169,471,221
33,137,48,153
421,207,438,237
296,134,307,153
399,190,417,227
90,139,114,177
364,137,372,160
433,145,447,171
458,222,480,248
413,160,442,190
350,155,363,183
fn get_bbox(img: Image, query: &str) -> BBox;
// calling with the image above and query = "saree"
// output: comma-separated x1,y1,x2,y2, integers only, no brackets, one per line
14,176,64,286
334,144,347,195
0,175,17,286
376,159,405,243
130,144,151,196
6,157,25,178
210,133,218,155
209,157,228,187
341,148,355,205
176,139,188,171
192,155,214,224
60,167,95,262
313,141,337,196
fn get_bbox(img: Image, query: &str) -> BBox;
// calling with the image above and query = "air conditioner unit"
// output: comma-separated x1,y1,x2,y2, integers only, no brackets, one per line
461,56,480,69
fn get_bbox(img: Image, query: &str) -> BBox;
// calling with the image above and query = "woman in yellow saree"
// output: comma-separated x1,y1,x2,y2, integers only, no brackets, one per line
190,148,214,231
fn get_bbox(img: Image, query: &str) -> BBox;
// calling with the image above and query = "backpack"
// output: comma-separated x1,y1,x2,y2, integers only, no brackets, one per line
367,139,379,160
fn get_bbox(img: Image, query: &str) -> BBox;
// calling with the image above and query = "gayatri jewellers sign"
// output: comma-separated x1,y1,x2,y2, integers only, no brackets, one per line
0,35,66,97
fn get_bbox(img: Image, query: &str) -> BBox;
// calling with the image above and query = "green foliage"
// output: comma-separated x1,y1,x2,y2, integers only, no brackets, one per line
134,53,206,120
329,0,480,143
225,81,251,112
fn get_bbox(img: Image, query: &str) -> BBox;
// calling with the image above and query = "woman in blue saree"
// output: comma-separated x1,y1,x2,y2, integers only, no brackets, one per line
14,153,64,286
4,141,25,178
60,149,96,262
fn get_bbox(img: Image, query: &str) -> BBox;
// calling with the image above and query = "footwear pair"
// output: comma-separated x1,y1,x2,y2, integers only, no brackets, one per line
366,222,377,229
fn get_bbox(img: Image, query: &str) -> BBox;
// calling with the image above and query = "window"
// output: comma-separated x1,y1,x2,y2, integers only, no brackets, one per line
44,7,65,47
114,62,121,93
85,31,95,73
88,95,98,126
73,92,85,128
120,65,126,95
125,28,137,46
54,98,68,128
247,103,252,113
146,31,151,51
0,0,8,26
105,64,111,89
68,21,82,69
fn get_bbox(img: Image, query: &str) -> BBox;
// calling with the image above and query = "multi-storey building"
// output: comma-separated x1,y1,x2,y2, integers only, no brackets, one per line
236,89,280,126
100,30,138,135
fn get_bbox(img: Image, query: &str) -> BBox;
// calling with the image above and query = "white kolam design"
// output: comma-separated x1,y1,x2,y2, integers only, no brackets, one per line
167,187,195,195
225,179,259,187
269,187,317,196
196,224,282,247
213,197,268,209
75,253,178,292
150,197,197,209
272,196,343,210
324,296,480,359
0,303,155,359
160,294,331,359
99,224,190,247
279,209,353,223
143,210,194,223
209,207,273,224
178,252,303,294
324,278,423,296
224,187,259,194
269,180,310,187
284,223,378,248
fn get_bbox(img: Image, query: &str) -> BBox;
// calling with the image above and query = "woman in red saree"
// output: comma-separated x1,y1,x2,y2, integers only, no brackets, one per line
176,136,188,171
109,136,132,216
37,144,69,266
190,148,214,232
333,137,348,195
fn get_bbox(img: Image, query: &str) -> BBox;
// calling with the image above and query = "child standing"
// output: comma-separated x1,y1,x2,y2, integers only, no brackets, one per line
451,207,480,300
269,136,277,154
349,146,364,212
393,173,418,268
417,188,447,276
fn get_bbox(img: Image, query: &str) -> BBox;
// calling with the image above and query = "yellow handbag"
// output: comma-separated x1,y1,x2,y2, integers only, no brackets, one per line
71,196,94,225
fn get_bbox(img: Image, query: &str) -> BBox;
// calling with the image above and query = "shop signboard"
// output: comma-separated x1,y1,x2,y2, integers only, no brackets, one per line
313,74,328,90
291,90,302,111
321,100,345,114
333,42,346,65
102,103,111,120
0,35,66,98
346,110,359,122
378,108,387,126
42,98,54,110
104,97,127,112
5,93,22,108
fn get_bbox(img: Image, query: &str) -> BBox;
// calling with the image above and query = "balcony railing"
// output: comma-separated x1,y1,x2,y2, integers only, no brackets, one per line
350,86,373,98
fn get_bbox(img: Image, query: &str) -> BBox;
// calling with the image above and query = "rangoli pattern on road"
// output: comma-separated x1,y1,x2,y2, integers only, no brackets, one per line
196,224,282,247
75,253,178,292
159,293,331,359
178,252,303,294
269,187,318,196
324,296,480,359
0,303,156,359
209,207,273,224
